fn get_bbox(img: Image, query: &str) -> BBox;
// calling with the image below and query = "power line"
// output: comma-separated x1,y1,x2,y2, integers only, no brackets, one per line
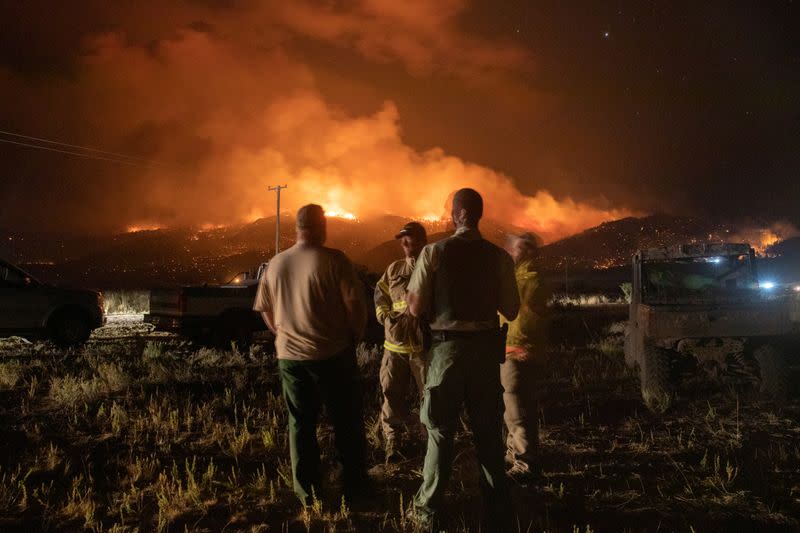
0,128,162,164
0,137,149,167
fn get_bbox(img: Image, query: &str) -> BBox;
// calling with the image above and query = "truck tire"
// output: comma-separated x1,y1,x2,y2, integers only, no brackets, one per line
228,324,253,353
754,344,789,402
49,309,92,347
216,312,254,352
641,345,673,413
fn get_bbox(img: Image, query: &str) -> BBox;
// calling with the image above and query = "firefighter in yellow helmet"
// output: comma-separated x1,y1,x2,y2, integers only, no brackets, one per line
374,221,428,461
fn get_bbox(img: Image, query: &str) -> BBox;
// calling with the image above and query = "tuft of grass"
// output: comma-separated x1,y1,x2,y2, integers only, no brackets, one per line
42,443,62,471
590,337,624,357
356,342,382,371
0,465,32,510
226,419,251,463
142,341,165,361
189,347,246,368
110,401,128,435
154,458,217,532
0,362,23,389
95,363,129,393
48,375,98,409
61,474,96,528
48,363,128,410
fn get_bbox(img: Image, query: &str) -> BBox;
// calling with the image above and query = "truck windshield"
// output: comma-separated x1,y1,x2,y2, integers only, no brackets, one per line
642,255,756,304
1,263,35,287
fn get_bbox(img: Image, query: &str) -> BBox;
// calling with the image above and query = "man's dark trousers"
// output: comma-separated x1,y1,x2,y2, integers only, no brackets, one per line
278,346,367,504
413,333,513,531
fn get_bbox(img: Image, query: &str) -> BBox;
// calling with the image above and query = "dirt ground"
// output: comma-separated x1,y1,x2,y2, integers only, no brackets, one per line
0,312,798,532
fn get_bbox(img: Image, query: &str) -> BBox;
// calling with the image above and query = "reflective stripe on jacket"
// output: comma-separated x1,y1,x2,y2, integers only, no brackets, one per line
375,258,423,354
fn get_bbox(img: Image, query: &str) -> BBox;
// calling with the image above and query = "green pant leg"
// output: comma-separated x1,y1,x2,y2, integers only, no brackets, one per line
409,351,429,440
278,359,322,505
413,340,465,521
318,349,368,487
465,340,514,531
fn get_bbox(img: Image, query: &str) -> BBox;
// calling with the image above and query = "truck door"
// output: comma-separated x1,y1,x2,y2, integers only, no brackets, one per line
0,263,47,331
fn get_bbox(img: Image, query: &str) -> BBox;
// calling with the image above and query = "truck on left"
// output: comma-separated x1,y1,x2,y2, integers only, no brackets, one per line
0,258,105,346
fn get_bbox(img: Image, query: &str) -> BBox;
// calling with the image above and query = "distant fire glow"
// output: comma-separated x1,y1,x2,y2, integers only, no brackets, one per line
325,211,357,221
126,224,163,233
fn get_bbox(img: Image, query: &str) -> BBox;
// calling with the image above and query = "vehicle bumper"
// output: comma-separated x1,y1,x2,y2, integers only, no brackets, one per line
144,314,210,333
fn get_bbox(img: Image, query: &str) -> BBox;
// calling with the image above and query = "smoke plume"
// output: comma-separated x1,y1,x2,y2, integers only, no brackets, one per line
0,3,632,242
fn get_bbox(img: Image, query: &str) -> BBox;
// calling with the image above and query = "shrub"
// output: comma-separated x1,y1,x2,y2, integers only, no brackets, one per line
0,362,22,389
103,290,150,315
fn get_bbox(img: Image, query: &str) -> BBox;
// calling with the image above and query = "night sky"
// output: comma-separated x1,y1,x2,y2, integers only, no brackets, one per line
0,0,798,237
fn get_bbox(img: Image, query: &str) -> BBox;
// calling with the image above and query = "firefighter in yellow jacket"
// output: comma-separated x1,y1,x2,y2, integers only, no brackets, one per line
501,232,551,481
375,222,428,461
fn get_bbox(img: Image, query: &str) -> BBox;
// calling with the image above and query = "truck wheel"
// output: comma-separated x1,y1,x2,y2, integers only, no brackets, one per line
49,310,91,347
641,345,673,413
754,344,789,402
229,325,253,353
215,321,252,352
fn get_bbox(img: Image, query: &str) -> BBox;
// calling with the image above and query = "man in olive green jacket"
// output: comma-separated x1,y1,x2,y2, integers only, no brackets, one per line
407,189,520,532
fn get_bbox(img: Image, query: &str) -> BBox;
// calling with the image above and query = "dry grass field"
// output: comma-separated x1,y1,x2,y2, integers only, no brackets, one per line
0,310,798,532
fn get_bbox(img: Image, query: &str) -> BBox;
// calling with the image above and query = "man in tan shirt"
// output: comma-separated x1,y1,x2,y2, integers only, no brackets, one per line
253,204,369,505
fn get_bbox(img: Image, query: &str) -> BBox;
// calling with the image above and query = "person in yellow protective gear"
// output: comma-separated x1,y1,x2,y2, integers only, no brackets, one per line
500,232,551,483
374,221,428,461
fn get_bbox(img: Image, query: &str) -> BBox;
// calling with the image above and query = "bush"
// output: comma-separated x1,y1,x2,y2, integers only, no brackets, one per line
620,283,633,304
0,362,22,389
103,290,150,315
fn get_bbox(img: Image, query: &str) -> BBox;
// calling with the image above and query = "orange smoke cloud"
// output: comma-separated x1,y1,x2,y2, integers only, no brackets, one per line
8,25,633,242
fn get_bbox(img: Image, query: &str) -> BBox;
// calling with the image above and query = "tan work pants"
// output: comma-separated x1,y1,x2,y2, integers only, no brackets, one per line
380,349,427,443
500,353,540,467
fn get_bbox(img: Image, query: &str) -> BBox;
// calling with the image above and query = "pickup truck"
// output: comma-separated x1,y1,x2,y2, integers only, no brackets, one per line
144,264,270,349
0,257,105,346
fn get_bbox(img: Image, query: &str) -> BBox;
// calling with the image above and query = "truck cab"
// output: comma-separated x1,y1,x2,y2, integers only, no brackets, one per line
145,263,271,349
624,243,799,411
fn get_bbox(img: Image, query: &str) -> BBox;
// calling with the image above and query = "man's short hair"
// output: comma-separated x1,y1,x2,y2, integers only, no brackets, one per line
296,204,326,229
452,188,483,224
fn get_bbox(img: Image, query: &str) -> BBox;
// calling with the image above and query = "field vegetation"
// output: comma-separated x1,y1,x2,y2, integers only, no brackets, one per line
0,311,798,531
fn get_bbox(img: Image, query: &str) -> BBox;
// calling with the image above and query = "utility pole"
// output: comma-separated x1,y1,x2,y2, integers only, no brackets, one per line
268,184,287,256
